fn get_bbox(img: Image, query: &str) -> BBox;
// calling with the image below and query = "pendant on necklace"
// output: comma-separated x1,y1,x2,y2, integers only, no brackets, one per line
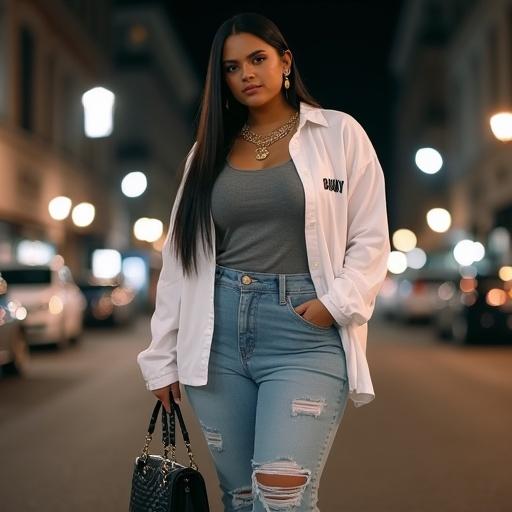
256,147,269,160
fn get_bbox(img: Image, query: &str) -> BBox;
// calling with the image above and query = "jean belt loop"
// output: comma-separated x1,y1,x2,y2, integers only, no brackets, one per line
279,274,286,305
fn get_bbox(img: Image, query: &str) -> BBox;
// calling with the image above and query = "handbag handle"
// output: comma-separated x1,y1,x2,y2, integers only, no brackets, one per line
137,392,198,470
137,400,170,467
168,390,199,470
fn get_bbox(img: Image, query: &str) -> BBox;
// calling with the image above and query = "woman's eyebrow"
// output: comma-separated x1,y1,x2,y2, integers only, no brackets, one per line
223,50,265,64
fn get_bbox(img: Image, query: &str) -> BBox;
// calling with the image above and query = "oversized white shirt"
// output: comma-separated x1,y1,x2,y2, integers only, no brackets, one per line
137,101,391,408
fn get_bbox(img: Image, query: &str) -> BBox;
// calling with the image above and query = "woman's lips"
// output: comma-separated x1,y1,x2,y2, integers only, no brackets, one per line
243,85,261,95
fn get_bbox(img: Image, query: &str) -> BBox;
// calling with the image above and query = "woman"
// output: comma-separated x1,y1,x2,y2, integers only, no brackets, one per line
137,12,390,512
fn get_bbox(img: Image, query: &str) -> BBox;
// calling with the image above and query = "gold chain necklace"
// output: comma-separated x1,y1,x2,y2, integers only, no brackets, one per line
239,111,299,160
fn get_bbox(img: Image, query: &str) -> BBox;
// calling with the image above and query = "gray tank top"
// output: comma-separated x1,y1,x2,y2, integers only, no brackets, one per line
211,158,309,274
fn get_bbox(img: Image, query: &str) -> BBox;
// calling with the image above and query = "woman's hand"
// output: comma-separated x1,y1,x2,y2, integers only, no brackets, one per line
151,381,182,413
294,298,335,328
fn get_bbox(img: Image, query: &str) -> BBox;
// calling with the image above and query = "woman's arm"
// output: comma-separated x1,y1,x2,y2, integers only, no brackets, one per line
319,123,391,327
136,142,198,390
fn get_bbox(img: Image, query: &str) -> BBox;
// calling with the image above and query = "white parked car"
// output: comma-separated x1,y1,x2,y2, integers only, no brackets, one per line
0,274,29,376
0,263,86,349
377,269,458,323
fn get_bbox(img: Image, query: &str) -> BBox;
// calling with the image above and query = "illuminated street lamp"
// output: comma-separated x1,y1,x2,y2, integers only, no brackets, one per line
92,249,122,279
72,202,95,227
121,171,147,198
498,266,512,282
387,251,408,274
406,247,427,269
415,147,443,174
489,111,512,142
134,217,163,243
48,196,72,220
426,208,451,233
81,86,115,138
453,240,485,266
392,228,417,252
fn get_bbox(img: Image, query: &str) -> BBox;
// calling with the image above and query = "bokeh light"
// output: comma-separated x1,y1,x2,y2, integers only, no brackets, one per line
453,240,476,266
121,172,147,198
415,147,443,174
489,112,512,142
82,86,115,138
498,266,512,282
426,208,451,232
134,218,163,243
48,196,72,220
387,251,408,274
406,247,427,269
92,249,122,279
392,229,417,252
72,202,95,227
486,288,507,307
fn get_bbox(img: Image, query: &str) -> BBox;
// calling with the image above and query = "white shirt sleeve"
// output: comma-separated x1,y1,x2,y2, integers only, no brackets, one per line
136,142,197,390
319,126,391,327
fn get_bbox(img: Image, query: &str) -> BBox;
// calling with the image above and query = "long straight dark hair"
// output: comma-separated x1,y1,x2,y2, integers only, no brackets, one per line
170,12,321,279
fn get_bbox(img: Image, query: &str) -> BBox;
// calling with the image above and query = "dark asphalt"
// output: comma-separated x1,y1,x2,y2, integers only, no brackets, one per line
0,313,511,511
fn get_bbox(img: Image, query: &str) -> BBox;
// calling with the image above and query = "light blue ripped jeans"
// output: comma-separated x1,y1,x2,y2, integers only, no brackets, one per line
184,264,349,512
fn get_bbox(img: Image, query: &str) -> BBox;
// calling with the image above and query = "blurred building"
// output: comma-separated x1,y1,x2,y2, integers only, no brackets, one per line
111,0,198,244
0,0,113,276
390,0,512,264
0,0,200,299
111,0,199,303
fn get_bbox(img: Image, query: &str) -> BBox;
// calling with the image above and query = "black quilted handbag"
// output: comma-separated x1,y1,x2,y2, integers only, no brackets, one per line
129,390,210,511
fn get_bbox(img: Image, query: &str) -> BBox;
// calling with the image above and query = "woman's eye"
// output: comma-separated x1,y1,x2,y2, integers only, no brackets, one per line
225,57,265,73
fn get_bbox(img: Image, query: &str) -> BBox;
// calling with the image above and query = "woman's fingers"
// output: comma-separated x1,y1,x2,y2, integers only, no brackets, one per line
152,384,171,413
151,381,181,413
170,381,182,405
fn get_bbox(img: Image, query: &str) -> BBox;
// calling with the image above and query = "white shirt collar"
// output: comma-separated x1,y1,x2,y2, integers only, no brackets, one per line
299,101,329,127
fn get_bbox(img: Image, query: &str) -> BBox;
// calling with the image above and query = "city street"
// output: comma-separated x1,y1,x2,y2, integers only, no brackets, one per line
0,315,510,511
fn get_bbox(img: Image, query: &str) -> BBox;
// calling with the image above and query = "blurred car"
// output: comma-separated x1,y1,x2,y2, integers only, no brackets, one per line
0,274,29,376
378,269,457,323
434,273,512,345
0,263,86,349
78,281,137,326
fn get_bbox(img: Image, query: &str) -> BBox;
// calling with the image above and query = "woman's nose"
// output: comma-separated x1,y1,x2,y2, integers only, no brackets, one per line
241,63,255,79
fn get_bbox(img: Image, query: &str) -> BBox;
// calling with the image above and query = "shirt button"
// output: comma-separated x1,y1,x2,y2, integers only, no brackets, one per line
312,262,319,268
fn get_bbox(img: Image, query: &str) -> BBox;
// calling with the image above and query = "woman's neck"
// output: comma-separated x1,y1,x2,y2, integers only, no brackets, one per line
246,96,298,133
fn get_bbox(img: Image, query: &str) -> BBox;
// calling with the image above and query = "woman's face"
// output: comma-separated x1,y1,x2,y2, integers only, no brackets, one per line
222,32,291,108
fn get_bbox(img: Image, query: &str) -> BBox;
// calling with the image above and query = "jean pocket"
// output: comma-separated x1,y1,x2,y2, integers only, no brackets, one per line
285,293,333,331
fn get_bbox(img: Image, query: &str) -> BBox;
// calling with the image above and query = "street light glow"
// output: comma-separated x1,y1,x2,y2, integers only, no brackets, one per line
387,251,408,274
406,247,427,269
134,217,163,243
415,147,443,174
72,202,95,227
472,242,485,262
489,112,512,142
453,239,483,266
48,196,72,220
392,228,417,252
426,208,451,232
82,86,115,138
121,171,147,198
92,249,122,279
498,266,512,282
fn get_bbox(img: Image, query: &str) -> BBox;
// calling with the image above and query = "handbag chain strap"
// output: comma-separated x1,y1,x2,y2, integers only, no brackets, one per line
138,390,199,472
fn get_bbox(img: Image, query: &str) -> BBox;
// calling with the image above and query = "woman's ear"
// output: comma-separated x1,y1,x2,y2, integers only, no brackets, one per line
282,49,293,71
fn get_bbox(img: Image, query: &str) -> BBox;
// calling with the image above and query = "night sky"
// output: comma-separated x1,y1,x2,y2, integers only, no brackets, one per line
164,1,404,182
